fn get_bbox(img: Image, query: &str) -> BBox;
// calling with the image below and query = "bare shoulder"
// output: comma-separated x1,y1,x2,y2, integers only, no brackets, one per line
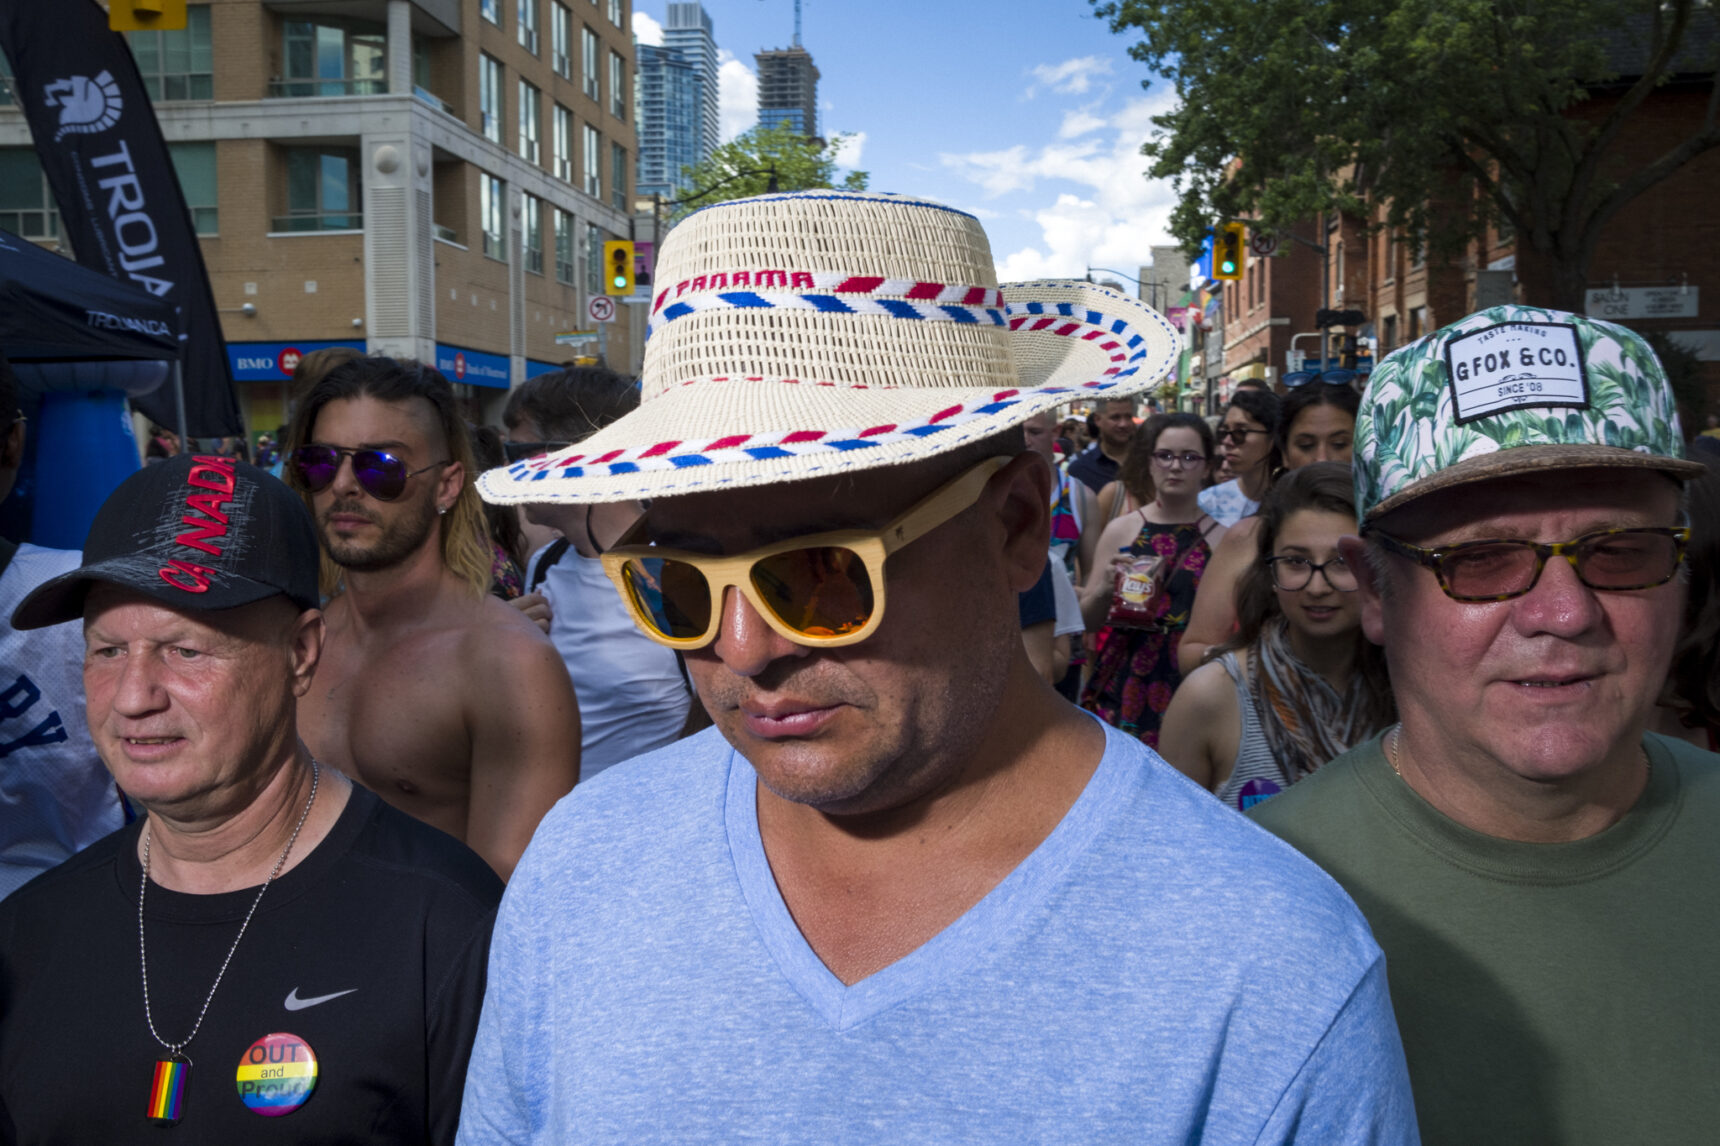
1174,657,1239,718
1216,515,1260,552
460,594,566,670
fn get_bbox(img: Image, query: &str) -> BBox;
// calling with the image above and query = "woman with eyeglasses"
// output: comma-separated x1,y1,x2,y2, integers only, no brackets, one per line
1076,414,1226,748
1158,463,1395,811
1178,382,1363,675
1199,389,1281,527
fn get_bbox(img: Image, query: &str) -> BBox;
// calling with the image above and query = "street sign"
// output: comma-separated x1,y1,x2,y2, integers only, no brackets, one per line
587,295,616,324
554,330,598,345
1248,231,1279,258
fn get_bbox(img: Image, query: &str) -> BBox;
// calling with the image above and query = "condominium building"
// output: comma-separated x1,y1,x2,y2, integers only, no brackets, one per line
0,0,639,435
634,42,702,199
662,2,717,161
755,45,817,140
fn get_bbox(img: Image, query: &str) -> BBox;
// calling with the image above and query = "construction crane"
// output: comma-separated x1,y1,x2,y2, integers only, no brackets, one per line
759,0,805,48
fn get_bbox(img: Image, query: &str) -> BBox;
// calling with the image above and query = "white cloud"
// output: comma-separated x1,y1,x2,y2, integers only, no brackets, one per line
830,130,866,168
1028,56,1114,97
941,91,1182,282
1059,109,1107,139
717,49,758,142
631,11,663,46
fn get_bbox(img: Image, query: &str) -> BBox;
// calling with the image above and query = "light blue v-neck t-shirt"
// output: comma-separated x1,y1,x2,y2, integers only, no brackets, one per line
457,723,1418,1144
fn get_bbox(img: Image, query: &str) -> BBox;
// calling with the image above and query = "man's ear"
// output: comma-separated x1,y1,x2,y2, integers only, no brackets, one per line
1339,535,1387,646
0,418,25,472
288,608,326,698
994,452,1054,593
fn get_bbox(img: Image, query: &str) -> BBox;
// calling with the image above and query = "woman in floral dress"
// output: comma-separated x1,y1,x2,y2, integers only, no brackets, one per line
1077,414,1226,747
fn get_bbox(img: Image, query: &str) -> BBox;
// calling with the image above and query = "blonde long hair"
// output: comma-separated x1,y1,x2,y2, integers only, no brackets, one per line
284,356,493,599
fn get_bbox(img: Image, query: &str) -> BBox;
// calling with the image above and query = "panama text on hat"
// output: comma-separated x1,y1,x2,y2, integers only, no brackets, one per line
12,454,322,629
478,190,1179,505
1353,305,1705,522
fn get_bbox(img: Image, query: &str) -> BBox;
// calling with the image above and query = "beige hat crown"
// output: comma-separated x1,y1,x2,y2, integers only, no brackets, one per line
479,190,1179,505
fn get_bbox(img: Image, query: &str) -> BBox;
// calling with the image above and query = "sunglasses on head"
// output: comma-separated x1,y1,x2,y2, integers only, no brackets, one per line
291,444,450,501
600,457,1010,649
1282,368,1361,389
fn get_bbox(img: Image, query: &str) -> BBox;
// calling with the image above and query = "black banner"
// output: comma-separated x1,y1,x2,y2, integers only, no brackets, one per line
0,0,241,436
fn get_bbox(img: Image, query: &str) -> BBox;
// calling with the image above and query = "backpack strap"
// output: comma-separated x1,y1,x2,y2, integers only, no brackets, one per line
528,538,572,593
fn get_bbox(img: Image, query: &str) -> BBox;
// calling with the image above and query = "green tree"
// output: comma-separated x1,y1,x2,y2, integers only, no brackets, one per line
667,121,868,219
1096,0,1720,309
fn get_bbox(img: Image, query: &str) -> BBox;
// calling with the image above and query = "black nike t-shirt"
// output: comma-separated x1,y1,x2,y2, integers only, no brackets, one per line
0,784,502,1145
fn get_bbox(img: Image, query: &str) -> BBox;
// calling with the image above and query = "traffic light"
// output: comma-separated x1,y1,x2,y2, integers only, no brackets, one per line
1214,222,1247,281
109,0,189,30
603,240,635,296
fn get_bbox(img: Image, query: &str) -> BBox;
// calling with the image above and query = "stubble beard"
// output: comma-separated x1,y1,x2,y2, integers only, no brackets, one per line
320,495,440,573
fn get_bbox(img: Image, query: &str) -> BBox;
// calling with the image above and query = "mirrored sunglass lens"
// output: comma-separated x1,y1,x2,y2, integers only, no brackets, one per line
1442,543,1539,597
352,450,409,500
1578,532,1678,586
292,446,338,490
751,546,875,638
623,557,712,640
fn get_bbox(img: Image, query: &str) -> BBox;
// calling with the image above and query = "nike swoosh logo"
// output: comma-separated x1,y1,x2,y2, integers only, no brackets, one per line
284,987,357,1011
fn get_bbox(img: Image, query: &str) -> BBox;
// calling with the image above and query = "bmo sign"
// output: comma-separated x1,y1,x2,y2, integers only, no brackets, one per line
434,343,510,389
228,340,363,382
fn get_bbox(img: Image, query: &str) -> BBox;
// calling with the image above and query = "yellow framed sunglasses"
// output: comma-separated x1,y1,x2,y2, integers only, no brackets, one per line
600,456,1011,649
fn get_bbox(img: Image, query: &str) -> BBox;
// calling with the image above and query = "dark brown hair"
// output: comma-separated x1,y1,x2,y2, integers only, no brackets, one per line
1215,462,1395,726
1116,412,1215,505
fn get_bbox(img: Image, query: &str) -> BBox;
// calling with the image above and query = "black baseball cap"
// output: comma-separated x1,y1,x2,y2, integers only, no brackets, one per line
12,453,322,630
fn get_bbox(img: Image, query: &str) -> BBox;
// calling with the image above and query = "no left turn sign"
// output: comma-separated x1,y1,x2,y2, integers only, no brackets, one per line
588,296,616,324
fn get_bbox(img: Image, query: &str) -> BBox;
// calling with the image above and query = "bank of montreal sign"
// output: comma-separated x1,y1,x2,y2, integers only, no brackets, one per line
435,344,510,389
228,340,364,381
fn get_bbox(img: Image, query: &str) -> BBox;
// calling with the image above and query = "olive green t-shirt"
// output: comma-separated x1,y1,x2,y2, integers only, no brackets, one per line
1249,732,1720,1145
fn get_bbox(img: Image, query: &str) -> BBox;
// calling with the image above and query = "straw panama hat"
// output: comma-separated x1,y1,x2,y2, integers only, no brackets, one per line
478,190,1180,506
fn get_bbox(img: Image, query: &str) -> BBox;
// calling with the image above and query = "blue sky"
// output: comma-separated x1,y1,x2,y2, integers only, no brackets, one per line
632,0,1183,284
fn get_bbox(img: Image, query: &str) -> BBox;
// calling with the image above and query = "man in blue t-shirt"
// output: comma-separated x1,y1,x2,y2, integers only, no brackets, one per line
462,191,1418,1144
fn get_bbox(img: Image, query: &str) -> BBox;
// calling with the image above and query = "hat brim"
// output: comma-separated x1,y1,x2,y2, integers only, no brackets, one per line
1365,444,1707,522
479,281,1180,506
11,556,306,631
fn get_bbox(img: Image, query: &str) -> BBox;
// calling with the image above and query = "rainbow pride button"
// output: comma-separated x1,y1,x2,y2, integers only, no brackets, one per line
235,1032,318,1116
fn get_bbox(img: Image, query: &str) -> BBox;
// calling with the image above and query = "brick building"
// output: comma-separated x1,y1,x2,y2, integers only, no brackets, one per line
0,0,638,436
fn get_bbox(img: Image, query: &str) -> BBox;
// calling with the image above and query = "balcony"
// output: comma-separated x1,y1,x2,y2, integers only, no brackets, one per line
270,213,364,233
267,77,387,99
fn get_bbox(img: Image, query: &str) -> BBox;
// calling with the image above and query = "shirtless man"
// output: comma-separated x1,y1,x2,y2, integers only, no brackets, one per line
287,356,580,878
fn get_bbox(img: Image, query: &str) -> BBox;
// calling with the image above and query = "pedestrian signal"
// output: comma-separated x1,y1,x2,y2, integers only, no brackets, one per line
109,0,189,30
604,240,635,296
1214,222,1247,281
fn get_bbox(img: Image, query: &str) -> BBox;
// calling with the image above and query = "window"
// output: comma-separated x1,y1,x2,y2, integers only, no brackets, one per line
481,0,501,25
552,105,574,181
169,142,218,234
0,148,59,238
1382,314,1397,354
518,0,539,53
479,54,504,143
130,3,214,101
551,4,573,78
554,209,576,284
586,222,603,297
280,19,385,97
609,51,624,119
280,147,361,232
0,49,15,107
608,0,621,26
521,194,544,274
582,27,600,101
1385,233,1397,281
611,141,627,211
481,173,506,260
1408,306,1426,340
518,80,541,163
582,123,601,198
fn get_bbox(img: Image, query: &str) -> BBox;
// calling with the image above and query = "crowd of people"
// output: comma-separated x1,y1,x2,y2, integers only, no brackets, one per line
0,188,1716,1143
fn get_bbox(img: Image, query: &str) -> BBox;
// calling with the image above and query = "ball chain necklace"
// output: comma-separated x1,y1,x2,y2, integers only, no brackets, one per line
139,761,320,1126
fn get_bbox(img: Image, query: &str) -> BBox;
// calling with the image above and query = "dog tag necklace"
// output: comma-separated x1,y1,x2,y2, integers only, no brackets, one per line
140,762,319,1125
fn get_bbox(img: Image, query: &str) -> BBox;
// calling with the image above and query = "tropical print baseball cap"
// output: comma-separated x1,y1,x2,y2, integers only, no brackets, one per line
1353,305,1704,521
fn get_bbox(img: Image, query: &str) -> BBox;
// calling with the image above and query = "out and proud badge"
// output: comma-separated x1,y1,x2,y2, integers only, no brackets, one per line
235,1032,318,1116
1445,321,1589,424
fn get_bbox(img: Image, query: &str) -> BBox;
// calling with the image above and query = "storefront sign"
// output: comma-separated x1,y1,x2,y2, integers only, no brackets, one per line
434,343,510,389
1584,285,1700,320
227,340,363,381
